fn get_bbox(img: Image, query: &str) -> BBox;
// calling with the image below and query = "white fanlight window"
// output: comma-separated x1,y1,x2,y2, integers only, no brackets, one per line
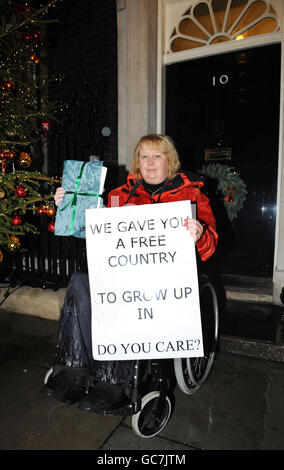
169,0,280,53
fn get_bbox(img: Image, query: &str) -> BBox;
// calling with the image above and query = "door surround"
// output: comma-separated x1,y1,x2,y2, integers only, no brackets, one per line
116,0,284,304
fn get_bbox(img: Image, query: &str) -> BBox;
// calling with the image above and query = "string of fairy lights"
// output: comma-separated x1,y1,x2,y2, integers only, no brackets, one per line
0,0,64,148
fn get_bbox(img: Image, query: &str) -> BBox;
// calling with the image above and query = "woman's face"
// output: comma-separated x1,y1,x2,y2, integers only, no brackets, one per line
138,142,169,184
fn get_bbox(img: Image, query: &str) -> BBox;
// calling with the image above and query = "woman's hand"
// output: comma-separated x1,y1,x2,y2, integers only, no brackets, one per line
184,218,204,242
54,187,65,206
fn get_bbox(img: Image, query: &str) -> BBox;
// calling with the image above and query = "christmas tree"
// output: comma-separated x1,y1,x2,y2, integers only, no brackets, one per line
0,0,62,265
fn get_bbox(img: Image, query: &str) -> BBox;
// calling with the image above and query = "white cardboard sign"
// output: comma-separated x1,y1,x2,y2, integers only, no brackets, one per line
85,200,204,361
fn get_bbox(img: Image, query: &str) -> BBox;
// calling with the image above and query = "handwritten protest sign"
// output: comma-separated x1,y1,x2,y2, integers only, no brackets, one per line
85,200,204,360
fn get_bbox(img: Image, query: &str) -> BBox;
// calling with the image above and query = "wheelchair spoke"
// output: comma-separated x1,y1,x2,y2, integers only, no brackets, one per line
189,356,208,381
174,275,219,394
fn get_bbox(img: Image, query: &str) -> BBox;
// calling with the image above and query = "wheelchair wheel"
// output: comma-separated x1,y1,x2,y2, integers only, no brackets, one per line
44,367,53,384
174,275,219,394
132,391,172,438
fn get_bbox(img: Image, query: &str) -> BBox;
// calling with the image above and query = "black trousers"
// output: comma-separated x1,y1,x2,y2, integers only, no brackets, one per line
54,272,135,387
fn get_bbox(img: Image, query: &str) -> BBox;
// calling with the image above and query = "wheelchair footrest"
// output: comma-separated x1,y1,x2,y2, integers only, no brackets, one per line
98,399,141,417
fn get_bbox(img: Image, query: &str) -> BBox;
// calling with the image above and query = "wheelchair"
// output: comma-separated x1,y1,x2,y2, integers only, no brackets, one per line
44,274,219,438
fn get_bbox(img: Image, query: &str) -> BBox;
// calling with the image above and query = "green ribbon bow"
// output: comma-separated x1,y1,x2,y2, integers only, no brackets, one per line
60,161,102,235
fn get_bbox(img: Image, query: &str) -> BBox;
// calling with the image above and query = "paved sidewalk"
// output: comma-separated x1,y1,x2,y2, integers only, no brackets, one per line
1,310,284,451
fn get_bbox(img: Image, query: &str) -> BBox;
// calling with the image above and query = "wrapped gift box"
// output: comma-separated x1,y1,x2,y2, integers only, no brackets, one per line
54,160,107,238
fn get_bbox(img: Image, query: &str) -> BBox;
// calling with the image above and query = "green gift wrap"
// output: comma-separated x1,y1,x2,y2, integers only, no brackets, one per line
54,160,107,238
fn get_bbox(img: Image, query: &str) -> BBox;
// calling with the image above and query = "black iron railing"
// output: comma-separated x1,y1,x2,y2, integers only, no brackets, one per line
9,214,87,290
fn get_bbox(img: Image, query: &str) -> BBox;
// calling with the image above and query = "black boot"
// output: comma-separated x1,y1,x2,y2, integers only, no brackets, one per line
41,365,89,404
78,380,131,415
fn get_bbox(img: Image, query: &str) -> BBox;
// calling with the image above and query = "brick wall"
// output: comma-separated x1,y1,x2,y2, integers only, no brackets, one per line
47,0,118,191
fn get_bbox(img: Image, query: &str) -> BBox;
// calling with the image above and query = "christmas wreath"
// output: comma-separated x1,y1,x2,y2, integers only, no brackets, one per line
200,163,247,222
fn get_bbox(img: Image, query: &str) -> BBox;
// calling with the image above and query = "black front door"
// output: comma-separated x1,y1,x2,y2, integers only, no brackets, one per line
166,43,280,277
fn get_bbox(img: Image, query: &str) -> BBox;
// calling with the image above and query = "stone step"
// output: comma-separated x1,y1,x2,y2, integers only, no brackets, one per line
223,274,274,303
221,298,282,343
0,284,65,321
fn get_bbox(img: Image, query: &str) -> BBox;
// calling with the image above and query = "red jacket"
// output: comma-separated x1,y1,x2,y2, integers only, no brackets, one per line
107,172,218,261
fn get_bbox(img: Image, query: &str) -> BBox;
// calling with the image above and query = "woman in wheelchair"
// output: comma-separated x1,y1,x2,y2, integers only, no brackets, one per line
41,134,218,417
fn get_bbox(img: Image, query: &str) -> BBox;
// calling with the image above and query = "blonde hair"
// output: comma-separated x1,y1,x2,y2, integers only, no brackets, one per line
130,134,181,181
